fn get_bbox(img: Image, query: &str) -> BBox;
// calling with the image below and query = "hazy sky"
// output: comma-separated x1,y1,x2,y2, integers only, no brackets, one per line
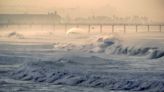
0,0,164,22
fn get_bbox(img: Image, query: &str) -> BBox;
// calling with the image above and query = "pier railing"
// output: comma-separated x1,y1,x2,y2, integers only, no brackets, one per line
0,22,163,33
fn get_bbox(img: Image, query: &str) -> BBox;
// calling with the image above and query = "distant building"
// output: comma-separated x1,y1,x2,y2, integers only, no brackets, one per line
0,12,61,25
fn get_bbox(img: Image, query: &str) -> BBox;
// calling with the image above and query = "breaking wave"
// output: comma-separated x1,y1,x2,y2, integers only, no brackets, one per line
106,45,164,59
90,34,164,59
7,32,25,39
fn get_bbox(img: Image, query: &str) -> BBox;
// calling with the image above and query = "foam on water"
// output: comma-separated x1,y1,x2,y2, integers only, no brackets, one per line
11,56,164,91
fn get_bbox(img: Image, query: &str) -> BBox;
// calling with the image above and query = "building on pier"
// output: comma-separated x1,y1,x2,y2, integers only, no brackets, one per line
0,12,61,25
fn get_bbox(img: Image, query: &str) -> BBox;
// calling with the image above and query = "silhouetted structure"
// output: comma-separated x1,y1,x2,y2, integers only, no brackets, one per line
0,13,61,25
0,13,163,33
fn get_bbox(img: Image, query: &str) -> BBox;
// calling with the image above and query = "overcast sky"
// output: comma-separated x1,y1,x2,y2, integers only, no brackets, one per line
0,0,164,22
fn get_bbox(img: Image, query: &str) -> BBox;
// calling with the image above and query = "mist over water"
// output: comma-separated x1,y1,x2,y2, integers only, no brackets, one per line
0,0,164,92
